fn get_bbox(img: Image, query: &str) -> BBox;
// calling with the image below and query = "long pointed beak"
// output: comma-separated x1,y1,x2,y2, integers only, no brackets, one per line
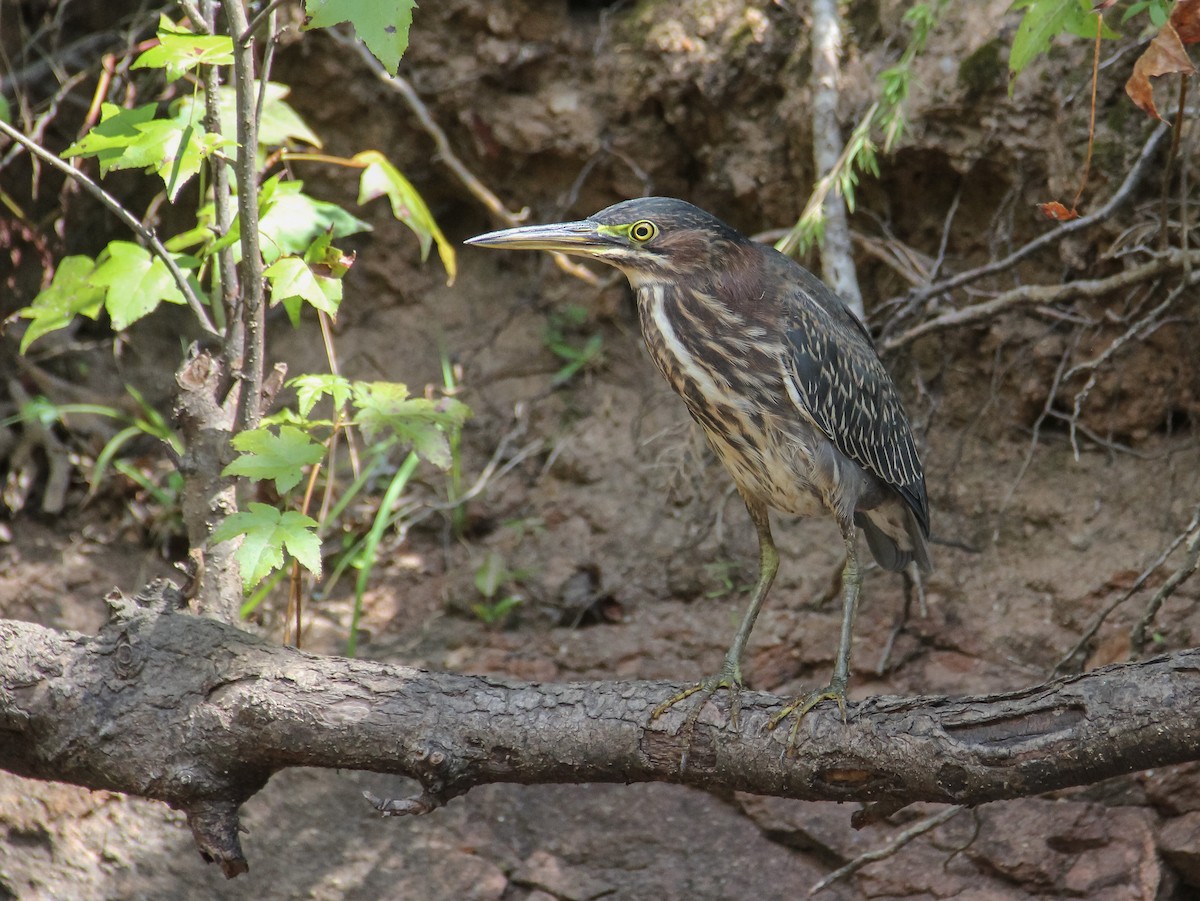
464,220,617,255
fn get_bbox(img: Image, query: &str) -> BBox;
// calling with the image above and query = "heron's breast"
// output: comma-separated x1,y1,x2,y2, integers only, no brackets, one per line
635,283,828,515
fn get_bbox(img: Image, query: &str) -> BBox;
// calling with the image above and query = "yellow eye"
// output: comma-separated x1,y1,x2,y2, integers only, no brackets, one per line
628,220,658,243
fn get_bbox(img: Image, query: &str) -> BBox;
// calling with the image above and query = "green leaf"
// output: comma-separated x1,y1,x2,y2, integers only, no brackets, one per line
62,103,159,172
223,425,326,493
303,0,416,75
88,242,187,330
132,16,234,81
289,374,355,418
352,150,457,284
1008,0,1110,89
264,255,342,317
16,256,105,352
178,82,321,153
474,550,507,600
258,176,371,263
211,502,322,589
62,101,231,200
352,382,471,469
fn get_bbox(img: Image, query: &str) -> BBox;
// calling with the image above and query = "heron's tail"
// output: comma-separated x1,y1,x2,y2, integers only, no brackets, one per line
855,503,932,573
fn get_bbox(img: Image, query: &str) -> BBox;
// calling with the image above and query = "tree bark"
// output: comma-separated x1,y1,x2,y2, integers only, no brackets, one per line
3,580,1199,879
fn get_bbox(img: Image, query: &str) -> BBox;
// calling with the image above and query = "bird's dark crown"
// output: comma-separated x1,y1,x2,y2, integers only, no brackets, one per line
591,197,747,245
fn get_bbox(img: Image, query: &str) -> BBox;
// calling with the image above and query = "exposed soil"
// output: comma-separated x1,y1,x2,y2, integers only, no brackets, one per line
3,0,1200,898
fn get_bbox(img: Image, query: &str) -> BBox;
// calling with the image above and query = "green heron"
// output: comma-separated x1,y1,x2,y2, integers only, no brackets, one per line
467,197,931,742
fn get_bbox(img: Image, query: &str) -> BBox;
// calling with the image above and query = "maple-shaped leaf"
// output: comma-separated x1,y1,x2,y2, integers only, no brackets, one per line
62,101,231,200
352,382,470,469
211,502,321,589
264,255,341,320
132,16,234,82
222,425,326,493
303,0,415,75
1127,21,1198,120
16,256,105,352
289,374,354,418
88,242,187,330
257,176,371,264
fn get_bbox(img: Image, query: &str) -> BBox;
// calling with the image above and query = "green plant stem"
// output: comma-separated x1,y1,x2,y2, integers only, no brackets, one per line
0,118,217,335
347,452,420,656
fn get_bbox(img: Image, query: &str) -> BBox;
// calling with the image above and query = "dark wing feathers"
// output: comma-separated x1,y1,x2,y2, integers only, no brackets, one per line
782,275,929,535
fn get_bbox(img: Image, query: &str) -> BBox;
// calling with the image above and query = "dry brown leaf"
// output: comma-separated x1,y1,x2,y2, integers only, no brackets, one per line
1037,201,1079,220
1126,22,1197,120
1171,0,1200,44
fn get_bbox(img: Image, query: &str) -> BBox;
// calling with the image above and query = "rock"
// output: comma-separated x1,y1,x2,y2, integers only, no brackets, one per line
1158,811,1200,888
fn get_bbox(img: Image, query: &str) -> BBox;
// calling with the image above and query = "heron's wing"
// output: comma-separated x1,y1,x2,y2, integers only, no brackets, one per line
782,277,929,534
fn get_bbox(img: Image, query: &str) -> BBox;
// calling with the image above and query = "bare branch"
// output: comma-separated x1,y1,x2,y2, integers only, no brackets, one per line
331,31,600,286
899,122,1170,308
882,248,1200,351
808,805,966,895
0,119,218,335
4,583,1200,878
809,0,863,318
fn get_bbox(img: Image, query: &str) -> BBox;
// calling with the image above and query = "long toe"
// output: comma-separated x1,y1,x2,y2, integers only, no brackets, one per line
767,682,849,757
650,662,745,732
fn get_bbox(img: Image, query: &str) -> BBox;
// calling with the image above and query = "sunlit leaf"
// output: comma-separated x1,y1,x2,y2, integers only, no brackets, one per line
223,424,327,493
264,256,341,318
16,256,104,352
211,502,321,589
258,176,371,263
289,374,354,417
353,150,456,284
62,101,231,200
352,381,470,469
1009,0,1112,89
303,0,416,75
132,16,234,81
88,242,187,330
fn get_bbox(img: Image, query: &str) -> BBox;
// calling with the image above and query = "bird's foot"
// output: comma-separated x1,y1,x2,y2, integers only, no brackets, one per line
766,680,848,758
649,660,745,770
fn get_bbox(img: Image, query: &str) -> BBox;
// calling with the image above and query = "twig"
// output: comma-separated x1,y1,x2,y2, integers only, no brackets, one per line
200,0,237,339
0,118,218,335
222,0,267,431
993,329,1079,540
883,247,1200,351
1159,75,1189,252
927,183,962,284
1066,12,1103,213
900,122,1170,308
1131,509,1200,655
808,805,965,895
241,0,290,43
1065,278,1190,460
332,32,600,286
1055,504,1200,675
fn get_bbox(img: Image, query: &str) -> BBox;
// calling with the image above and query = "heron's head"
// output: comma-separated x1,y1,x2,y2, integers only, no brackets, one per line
465,197,750,287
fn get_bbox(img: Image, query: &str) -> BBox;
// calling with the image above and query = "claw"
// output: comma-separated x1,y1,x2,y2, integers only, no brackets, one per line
649,659,746,771
650,668,744,730
767,682,848,757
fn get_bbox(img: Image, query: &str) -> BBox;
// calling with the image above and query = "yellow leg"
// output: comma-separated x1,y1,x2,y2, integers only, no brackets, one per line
650,497,778,740
768,530,861,754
